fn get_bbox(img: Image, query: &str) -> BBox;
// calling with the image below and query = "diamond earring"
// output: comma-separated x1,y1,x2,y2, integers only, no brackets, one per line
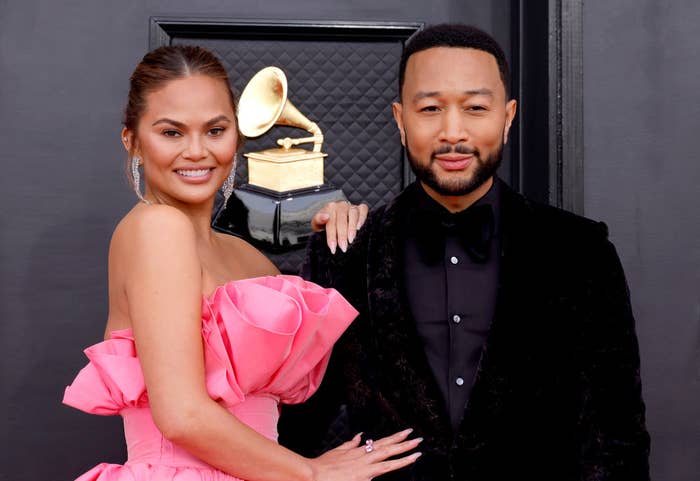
221,154,237,204
130,156,149,204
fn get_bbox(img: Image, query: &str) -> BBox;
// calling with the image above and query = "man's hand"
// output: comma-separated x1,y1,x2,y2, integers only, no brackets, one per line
311,201,369,254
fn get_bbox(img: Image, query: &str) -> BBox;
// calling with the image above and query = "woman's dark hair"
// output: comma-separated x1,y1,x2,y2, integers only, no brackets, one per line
124,45,237,132
398,24,511,99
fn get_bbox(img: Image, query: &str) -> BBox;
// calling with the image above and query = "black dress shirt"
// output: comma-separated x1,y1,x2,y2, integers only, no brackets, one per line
402,180,501,430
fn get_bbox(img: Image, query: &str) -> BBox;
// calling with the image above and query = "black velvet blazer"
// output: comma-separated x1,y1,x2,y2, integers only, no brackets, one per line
279,180,650,481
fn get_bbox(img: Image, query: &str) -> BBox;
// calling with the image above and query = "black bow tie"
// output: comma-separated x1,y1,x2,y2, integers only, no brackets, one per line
408,203,495,265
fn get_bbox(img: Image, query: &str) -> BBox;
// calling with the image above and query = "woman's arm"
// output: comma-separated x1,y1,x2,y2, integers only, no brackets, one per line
117,205,420,481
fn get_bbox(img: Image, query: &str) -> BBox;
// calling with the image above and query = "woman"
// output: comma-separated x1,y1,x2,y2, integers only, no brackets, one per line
63,45,421,481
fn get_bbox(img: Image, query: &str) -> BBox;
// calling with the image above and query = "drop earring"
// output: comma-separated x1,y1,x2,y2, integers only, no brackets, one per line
221,154,237,204
130,156,149,204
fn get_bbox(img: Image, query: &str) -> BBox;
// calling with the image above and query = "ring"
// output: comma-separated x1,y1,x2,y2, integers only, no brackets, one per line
364,439,374,453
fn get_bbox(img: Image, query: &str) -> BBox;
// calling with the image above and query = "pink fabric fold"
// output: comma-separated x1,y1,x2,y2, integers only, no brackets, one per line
202,275,357,406
63,275,357,414
71,462,244,480
63,330,147,415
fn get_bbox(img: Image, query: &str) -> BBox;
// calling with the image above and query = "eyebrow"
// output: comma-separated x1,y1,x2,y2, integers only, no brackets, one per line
151,115,232,127
412,88,495,102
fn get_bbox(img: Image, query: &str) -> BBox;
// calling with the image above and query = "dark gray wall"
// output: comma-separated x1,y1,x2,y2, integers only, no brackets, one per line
5,1,697,480
583,1,700,480
0,1,510,480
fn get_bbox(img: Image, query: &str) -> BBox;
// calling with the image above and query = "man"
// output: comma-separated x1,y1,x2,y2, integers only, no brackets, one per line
279,24,649,480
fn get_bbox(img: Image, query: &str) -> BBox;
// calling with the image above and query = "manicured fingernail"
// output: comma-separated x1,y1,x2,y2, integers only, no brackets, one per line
320,213,330,220
415,437,423,443
339,240,347,252
348,232,355,243
403,428,414,434
412,452,422,459
329,242,337,254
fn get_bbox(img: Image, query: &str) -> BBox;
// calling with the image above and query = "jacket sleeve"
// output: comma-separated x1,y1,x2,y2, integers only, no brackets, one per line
579,231,650,480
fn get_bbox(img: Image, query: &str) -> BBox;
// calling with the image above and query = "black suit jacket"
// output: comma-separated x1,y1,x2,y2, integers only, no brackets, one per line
280,180,650,481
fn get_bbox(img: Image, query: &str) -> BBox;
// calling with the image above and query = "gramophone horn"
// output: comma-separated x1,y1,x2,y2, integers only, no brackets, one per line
237,66,322,152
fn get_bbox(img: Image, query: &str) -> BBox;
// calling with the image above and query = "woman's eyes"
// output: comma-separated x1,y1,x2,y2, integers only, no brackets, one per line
160,127,226,137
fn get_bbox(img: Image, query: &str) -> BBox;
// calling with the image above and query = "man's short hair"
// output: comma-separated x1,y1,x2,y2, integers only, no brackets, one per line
399,23,511,99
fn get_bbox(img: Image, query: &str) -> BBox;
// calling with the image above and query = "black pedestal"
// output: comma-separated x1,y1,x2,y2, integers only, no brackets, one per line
212,183,347,252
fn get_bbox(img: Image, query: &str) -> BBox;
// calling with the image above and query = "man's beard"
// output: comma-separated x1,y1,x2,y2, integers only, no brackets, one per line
405,137,503,197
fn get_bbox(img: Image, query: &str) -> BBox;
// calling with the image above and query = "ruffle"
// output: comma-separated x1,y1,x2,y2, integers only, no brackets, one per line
72,462,242,480
63,275,357,414
202,275,357,406
63,330,147,414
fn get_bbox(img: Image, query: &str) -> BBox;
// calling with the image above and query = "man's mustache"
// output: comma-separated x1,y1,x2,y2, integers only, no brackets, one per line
432,143,479,157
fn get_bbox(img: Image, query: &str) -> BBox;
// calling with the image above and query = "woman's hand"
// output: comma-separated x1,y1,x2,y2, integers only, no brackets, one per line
310,201,369,254
308,429,422,481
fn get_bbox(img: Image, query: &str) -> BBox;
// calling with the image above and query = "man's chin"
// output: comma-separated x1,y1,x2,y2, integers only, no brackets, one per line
422,171,485,197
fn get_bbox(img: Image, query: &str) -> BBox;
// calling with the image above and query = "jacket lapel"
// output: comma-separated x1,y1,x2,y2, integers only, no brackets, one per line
365,190,453,449
454,180,538,443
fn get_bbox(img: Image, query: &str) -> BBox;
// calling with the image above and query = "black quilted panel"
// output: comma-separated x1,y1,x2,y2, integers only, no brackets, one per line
175,36,407,272
176,37,405,206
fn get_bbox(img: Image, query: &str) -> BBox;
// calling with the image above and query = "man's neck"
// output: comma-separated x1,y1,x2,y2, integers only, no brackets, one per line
420,176,494,213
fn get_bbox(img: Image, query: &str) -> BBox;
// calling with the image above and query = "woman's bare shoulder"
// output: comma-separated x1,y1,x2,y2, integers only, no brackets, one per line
114,204,194,244
110,204,198,269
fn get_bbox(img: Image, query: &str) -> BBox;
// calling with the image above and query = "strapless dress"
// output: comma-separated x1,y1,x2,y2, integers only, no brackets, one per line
63,275,357,480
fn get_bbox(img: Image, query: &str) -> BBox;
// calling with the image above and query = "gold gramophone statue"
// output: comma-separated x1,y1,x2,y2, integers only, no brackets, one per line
212,66,346,252
238,66,327,192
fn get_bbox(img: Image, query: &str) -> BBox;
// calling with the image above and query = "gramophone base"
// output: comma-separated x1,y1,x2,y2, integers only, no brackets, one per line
246,149,327,192
211,183,347,252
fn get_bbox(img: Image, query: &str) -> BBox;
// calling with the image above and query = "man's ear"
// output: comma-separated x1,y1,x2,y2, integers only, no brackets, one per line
503,99,517,144
392,102,406,146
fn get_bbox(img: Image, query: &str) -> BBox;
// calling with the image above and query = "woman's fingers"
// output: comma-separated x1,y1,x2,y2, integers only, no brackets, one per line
368,452,423,478
310,429,421,481
370,428,413,448
334,202,349,253
369,437,422,460
356,203,368,230
364,436,422,465
347,206,359,244
336,432,363,451
311,201,368,254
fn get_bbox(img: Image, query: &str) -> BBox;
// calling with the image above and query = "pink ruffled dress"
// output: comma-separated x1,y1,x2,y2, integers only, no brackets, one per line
63,275,357,481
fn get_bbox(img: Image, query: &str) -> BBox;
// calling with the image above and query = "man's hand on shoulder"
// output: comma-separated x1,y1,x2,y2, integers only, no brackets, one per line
311,201,368,254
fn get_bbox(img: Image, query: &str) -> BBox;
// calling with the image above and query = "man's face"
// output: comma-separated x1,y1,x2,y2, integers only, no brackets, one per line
393,47,517,197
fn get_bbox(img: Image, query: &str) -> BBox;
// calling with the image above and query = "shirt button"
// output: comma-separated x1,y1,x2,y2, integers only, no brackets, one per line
450,256,459,265
452,314,461,324
455,377,465,386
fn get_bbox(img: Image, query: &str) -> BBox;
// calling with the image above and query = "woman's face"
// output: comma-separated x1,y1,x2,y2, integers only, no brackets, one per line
128,74,238,207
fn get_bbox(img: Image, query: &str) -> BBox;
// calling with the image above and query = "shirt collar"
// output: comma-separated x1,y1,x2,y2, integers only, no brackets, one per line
406,177,501,236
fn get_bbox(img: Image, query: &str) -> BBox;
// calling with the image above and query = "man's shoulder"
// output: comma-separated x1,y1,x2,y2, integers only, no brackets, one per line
503,184,608,243
533,201,608,239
